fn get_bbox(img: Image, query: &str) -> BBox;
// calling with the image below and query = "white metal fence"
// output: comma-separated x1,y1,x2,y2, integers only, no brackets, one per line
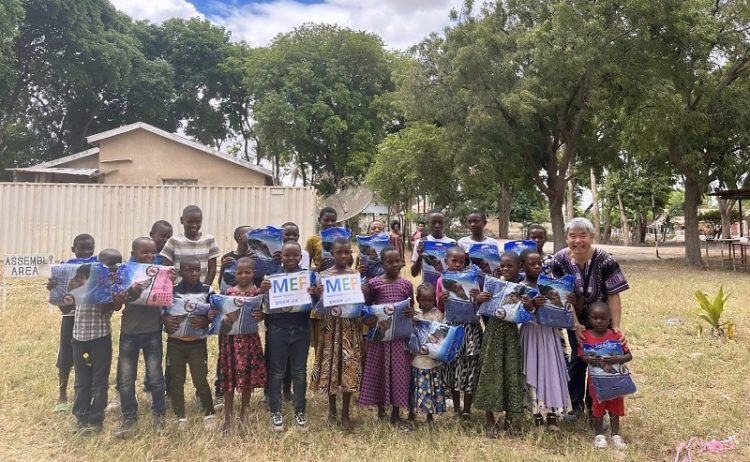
0,183,317,261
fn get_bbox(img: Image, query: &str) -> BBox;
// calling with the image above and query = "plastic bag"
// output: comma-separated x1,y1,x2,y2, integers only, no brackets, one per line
49,264,83,306
583,339,637,401
468,243,501,273
247,226,284,279
503,240,538,256
85,262,117,305
357,232,390,278
442,266,480,323
478,276,533,323
530,275,576,329
165,296,211,337
421,241,452,286
320,227,352,265
209,294,264,335
363,299,412,341
408,319,465,364
314,300,365,319
219,259,237,293
113,262,173,306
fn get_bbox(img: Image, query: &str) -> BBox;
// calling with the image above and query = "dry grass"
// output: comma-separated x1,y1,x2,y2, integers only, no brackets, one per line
1,261,749,461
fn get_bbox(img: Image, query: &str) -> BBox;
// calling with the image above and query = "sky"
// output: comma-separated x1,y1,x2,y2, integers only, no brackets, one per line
110,0,464,50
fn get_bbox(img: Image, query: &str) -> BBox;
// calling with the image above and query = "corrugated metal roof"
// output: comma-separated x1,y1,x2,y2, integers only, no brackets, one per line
7,167,99,177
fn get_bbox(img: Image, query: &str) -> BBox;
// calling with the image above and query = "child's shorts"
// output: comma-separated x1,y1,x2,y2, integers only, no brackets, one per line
56,316,75,369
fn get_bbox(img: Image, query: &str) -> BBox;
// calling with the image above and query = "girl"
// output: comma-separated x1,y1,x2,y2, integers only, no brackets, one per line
360,247,414,428
213,257,268,431
437,247,484,421
528,224,554,276
457,209,500,275
408,282,446,426
356,220,387,279
411,210,456,280
474,252,525,436
306,207,338,352
389,220,405,263
311,237,363,431
519,250,572,431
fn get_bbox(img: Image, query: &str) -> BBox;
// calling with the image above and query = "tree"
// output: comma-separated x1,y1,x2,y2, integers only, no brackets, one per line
251,24,394,195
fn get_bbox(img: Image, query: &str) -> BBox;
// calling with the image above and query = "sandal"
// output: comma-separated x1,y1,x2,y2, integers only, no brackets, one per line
53,402,69,414
546,414,560,432
533,414,544,427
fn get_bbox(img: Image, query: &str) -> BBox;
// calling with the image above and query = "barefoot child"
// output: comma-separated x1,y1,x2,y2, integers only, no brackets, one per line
408,282,446,425
580,301,632,450
411,210,456,280
474,252,525,436
437,246,484,421
71,249,121,434
519,250,571,430
267,242,313,432
360,246,414,428
311,237,363,431
210,257,267,431
48,233,96,414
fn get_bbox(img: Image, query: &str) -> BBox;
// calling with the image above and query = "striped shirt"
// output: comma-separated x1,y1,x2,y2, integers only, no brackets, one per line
160,234,221,283
73,303,112,341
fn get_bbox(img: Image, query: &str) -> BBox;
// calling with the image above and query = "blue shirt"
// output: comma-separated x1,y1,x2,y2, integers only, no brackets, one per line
128,255,165,265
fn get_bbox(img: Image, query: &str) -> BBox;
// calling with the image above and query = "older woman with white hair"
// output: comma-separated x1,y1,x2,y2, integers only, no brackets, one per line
550,217,629,420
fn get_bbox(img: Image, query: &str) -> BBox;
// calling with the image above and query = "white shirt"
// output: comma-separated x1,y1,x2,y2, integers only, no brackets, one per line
457,236,500,253
300,249,311,270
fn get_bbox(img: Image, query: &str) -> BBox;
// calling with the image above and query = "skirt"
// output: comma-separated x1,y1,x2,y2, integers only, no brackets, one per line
311,316,362,394
520,323,572,415
442,321,482,392
219,334,267,393
474,320,524,418
359,340,411,407
411,367,446,415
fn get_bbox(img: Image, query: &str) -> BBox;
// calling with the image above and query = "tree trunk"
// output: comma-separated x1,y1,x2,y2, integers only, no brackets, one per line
635,212,647,244
603,205,612,243
497,185,514,239
683,175,704,267
719,198,735,239
549,189,566,252
590,167,601,240
566,167,576,221
617,192,631,246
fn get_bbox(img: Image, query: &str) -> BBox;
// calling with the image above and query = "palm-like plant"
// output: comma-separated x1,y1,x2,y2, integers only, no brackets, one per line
694,286,732,337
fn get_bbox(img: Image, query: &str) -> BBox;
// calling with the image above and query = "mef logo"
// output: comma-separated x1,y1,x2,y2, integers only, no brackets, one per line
272,274,309,293
324,275,361,293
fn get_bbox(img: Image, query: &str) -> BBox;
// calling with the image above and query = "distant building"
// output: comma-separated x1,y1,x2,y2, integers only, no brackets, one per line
9,122,273,186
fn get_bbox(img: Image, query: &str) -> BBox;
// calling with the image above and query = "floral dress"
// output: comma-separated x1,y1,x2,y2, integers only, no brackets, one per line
218,287,267,392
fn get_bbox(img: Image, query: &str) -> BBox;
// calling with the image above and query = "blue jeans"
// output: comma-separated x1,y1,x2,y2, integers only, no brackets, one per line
266,324,310,413
117,332,166,421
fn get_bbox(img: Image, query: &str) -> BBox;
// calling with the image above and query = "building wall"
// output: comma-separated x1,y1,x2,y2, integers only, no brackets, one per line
97,129,270,186
61,155,99,170
0,183,317,262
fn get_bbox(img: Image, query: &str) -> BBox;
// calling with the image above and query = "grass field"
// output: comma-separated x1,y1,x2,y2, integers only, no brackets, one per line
0,260,749,461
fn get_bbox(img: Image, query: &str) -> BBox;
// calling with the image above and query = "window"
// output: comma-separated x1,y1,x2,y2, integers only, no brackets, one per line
162,178,198,186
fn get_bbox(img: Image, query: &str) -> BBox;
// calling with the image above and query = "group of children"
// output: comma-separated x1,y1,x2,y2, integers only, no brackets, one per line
49,204,631,450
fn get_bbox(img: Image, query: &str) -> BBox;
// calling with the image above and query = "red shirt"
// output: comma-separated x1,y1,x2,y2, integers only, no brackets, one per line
577,329,629,357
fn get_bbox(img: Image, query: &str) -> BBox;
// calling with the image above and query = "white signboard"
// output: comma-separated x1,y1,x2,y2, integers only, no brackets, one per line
267,271,313,310
321,273,365,307
4,254,54,278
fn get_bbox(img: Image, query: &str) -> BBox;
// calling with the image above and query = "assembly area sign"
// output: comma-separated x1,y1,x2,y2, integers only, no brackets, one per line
3,255,54,278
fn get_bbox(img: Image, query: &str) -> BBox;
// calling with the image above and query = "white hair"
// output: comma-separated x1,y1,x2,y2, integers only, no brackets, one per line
565,217,595,236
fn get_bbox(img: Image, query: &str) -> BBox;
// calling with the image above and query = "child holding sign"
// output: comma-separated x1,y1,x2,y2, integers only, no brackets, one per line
210,257,267,432
266,242,314,432
311,237,363,432
360,246,414,428
306,207,338,352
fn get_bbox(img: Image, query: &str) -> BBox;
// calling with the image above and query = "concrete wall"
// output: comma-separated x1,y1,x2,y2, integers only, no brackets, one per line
0,183,317,261
97,129,270,186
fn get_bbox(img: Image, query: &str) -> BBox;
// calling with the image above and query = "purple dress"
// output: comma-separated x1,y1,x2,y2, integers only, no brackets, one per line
359,277,413,408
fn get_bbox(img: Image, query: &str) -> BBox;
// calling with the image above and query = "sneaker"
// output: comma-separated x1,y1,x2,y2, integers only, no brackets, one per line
294,411,307,430
271,412,284,432
203,415,219,431
113,419,135,439
53,402,69,414
214,396,225,412
611,435,628,450
594,434,608,449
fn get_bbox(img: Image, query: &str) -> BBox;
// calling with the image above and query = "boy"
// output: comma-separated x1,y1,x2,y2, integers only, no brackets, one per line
579,301,633,450
281,222,310,269
163,256,217,429
47,233,96,413
219,225,252,289
410,210,456,279
71,249,122,434
160,205,221,286
128,221,173,265
113,237,169,437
